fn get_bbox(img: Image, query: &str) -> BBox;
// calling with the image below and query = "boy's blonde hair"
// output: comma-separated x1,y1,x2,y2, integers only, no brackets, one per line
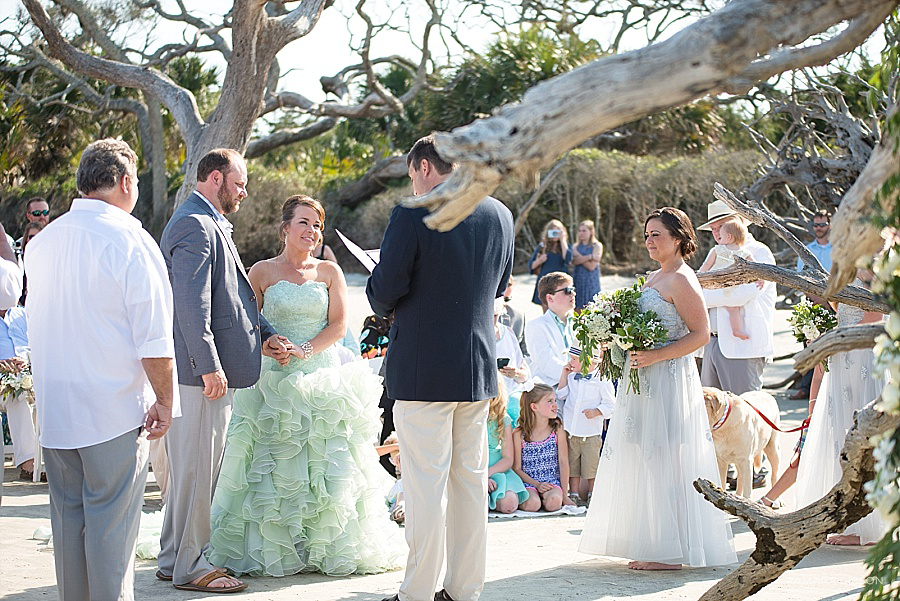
719,219,747,246
516,383,561,440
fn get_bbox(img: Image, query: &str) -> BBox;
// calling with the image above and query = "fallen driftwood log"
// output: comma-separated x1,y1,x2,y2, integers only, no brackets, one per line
794,323,886,373
695,400,899,601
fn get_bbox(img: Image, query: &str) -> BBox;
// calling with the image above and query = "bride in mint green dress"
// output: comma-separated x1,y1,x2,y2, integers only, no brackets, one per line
208,195,404,577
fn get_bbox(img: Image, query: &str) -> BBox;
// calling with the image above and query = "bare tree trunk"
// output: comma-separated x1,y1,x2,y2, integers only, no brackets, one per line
145,94,169,235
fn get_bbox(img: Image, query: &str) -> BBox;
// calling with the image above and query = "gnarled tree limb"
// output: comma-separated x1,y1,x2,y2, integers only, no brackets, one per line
402,0,897,231
793,323,886,372
696,400,899,601
712,182,826,274
829,101,900,296
696,259,887,313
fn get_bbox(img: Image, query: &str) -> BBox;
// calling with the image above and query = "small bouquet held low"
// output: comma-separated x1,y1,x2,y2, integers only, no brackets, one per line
573,278,669,394
788,299,838,371
0,359,34,411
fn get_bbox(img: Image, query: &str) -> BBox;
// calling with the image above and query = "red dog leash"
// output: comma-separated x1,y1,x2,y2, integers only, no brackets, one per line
714,392,809,433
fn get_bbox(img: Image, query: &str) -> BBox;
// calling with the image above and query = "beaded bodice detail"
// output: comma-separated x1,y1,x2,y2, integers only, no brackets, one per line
837,279,867,327
261,279,338,373
639,287,689,345
837,303,865,327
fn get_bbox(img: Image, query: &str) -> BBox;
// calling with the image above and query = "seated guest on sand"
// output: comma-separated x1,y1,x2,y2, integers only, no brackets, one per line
513,383,575,512
487,382,529,514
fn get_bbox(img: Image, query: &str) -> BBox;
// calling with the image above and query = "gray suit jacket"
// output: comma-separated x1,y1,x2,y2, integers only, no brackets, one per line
160,192,276,388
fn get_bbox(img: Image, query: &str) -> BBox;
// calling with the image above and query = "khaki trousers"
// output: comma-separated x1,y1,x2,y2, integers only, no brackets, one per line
394,400,489,601
44,428,149,601
158,385,232,584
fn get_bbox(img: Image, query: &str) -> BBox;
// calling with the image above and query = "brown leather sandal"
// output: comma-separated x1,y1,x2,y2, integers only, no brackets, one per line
173,571,247,594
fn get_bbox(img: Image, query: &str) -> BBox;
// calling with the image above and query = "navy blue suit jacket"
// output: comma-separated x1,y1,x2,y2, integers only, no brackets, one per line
366,197,514,401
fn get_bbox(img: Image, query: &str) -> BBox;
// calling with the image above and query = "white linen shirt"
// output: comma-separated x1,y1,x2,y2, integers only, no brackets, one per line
557,373,615,438
25,198,178,449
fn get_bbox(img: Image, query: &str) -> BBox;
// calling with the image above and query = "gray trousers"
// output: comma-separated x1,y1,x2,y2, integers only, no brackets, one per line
44,428,149,601
700,336,767,395
158,385,232,585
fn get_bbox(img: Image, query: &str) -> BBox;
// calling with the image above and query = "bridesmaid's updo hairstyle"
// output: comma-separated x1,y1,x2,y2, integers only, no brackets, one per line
644,207,698,258
280,194,326,246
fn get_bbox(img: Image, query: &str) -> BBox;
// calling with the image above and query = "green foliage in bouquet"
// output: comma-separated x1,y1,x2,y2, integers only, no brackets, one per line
788,299,838,371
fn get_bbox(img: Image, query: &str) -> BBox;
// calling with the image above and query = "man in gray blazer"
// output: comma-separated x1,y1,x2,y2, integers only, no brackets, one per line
157,148,289,593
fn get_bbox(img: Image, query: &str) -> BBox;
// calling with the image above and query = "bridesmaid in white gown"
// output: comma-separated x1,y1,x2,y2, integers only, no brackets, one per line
579,207,736,570
794,296,888,545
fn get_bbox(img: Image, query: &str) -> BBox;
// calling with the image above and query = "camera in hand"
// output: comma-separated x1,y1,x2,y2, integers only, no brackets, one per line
497,357,510,369
547,229,561,239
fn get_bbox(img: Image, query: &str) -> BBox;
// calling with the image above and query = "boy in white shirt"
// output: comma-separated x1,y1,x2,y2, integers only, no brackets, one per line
558,348,615,504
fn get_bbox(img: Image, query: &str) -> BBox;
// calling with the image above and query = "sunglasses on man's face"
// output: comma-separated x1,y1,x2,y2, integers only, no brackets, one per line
553,286,575,296
30,210,50,217
812,222,829,228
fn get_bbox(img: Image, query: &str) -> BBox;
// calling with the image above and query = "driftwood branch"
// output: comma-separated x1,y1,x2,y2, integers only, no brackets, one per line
828,101,900,296
696,400,900,601
399,0,897,231
793,323,886,372
696,259,887,313
712,182,825,274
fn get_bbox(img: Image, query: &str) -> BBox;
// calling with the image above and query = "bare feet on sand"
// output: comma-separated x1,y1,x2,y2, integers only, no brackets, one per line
627,561,682,570
826,534,871,546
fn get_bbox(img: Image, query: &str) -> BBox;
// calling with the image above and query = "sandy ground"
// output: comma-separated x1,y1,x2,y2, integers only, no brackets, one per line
1,273,877,601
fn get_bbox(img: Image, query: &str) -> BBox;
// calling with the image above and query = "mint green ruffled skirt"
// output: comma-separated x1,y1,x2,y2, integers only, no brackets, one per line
208,359,405,577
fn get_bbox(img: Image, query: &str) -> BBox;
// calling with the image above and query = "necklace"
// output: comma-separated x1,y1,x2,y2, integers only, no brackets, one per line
278,254,314,275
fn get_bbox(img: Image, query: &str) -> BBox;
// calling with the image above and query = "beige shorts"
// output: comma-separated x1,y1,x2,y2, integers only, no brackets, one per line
567,433,603,479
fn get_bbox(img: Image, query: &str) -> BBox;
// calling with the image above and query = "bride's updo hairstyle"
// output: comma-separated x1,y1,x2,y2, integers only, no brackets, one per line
280,194,326,246
644,207,698,259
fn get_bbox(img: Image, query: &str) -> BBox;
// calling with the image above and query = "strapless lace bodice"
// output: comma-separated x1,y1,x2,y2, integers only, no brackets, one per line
639,287,689,344
837,303,865,327
262,279,338,373
837,278,867,327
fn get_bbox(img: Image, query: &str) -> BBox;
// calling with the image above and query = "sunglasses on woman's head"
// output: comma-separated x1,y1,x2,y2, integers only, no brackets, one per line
30,210,50,217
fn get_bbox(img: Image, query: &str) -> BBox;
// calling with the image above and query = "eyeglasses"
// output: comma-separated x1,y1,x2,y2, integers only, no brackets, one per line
29,210,49,217
812,223,829,228
553,286,575,296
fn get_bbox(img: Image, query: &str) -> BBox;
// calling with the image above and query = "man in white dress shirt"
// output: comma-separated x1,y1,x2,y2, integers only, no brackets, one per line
526,272,576,386
697,200,776,395
25,139,177,601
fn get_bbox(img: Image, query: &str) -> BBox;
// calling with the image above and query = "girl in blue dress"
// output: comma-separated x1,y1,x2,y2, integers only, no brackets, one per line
572,220,603,309
512,384,575,511
487,384,529,513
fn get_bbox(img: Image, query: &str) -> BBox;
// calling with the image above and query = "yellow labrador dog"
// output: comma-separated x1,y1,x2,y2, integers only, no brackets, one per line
703,387,781,498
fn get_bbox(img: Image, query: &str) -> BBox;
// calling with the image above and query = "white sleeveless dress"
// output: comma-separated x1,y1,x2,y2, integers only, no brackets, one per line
579,287,737,566
794,302,889,544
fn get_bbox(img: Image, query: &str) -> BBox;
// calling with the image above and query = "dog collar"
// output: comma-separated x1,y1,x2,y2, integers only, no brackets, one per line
712,395,732,431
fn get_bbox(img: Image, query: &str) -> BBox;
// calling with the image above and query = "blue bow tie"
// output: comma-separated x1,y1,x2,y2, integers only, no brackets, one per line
574,373,593,381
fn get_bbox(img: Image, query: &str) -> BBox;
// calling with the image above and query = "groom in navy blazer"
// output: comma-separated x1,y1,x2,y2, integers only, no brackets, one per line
368,136,514,601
